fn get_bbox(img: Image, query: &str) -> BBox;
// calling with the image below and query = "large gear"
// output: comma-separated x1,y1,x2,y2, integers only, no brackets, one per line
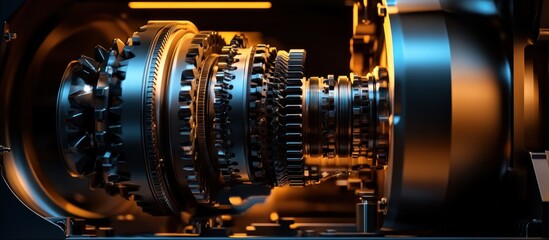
248,44,277,183
214,44,238,185
141,26,179,214
180,31,225,203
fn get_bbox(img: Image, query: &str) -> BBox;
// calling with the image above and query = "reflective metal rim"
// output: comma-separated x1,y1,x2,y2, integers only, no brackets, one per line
122,21,198,214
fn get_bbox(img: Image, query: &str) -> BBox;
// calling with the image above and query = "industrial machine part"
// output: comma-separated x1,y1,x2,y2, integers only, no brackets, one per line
1,0,548,238
55,18,391,218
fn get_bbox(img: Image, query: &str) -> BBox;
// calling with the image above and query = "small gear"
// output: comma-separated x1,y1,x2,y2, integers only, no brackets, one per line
321,75,336,159
351,74,371,159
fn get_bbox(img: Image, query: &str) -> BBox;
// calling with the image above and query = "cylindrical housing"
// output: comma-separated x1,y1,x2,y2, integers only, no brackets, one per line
383,12,511,230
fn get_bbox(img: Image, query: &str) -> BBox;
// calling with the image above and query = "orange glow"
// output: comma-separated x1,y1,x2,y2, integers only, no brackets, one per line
128,2,272,9
269,212,279,222
245,226,256,231
229,196,243,205
230,233,248,237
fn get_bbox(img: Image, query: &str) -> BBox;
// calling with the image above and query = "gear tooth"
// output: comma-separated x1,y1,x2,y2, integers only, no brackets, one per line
131,34,141,45
115,66,127,79
94,45,109,63
112,38,126,54
230,34,247,47
69,133,92,153
78,55,99,74
125,37,133,47
252,62,266,74
108,124,122,136
122,45,136,59
70,89,94,107
119,59,130,67
253,53,267,63
65,110,86,127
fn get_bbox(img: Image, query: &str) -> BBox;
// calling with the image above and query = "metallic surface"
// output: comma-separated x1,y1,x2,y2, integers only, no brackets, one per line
384,12,510,229
226,47,254,182
52,19,392,216
1,0,546,238
114,22,199,214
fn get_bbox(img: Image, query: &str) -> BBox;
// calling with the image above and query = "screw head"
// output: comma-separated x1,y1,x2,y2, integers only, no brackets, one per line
377,3,387,17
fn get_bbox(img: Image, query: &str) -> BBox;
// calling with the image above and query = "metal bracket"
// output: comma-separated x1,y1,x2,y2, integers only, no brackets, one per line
530,151,549,202
529,151,549,237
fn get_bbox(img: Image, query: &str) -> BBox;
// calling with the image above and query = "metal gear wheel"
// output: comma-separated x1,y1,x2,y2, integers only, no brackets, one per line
180,31,225,203
214,43,239,185
284,49,306,187
271,50,289,186
58,38,132,195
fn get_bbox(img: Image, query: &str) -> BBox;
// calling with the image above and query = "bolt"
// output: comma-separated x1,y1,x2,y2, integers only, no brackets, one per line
377,197,388,215
377,3,387,18
0,145,10,154
3,32,16,42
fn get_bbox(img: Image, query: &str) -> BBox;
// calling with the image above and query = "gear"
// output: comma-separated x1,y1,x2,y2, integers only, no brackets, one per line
180,31,225,203
259,46,278,186
284,49,306,187
272,50,289,186
58,39,130,193
321,75,336,159
351,74,371,160
214,44,238,185
141,26,180,214
248,44,276,183
56,22,391,216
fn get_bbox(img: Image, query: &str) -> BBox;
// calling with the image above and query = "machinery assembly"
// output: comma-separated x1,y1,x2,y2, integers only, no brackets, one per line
0,0,548,238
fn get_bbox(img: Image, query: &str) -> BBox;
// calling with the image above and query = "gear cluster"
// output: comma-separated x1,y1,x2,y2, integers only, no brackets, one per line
57,21,389,215
57,38,132,195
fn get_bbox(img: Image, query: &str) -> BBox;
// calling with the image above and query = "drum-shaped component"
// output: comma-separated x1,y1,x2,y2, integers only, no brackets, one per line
383,12,511,230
